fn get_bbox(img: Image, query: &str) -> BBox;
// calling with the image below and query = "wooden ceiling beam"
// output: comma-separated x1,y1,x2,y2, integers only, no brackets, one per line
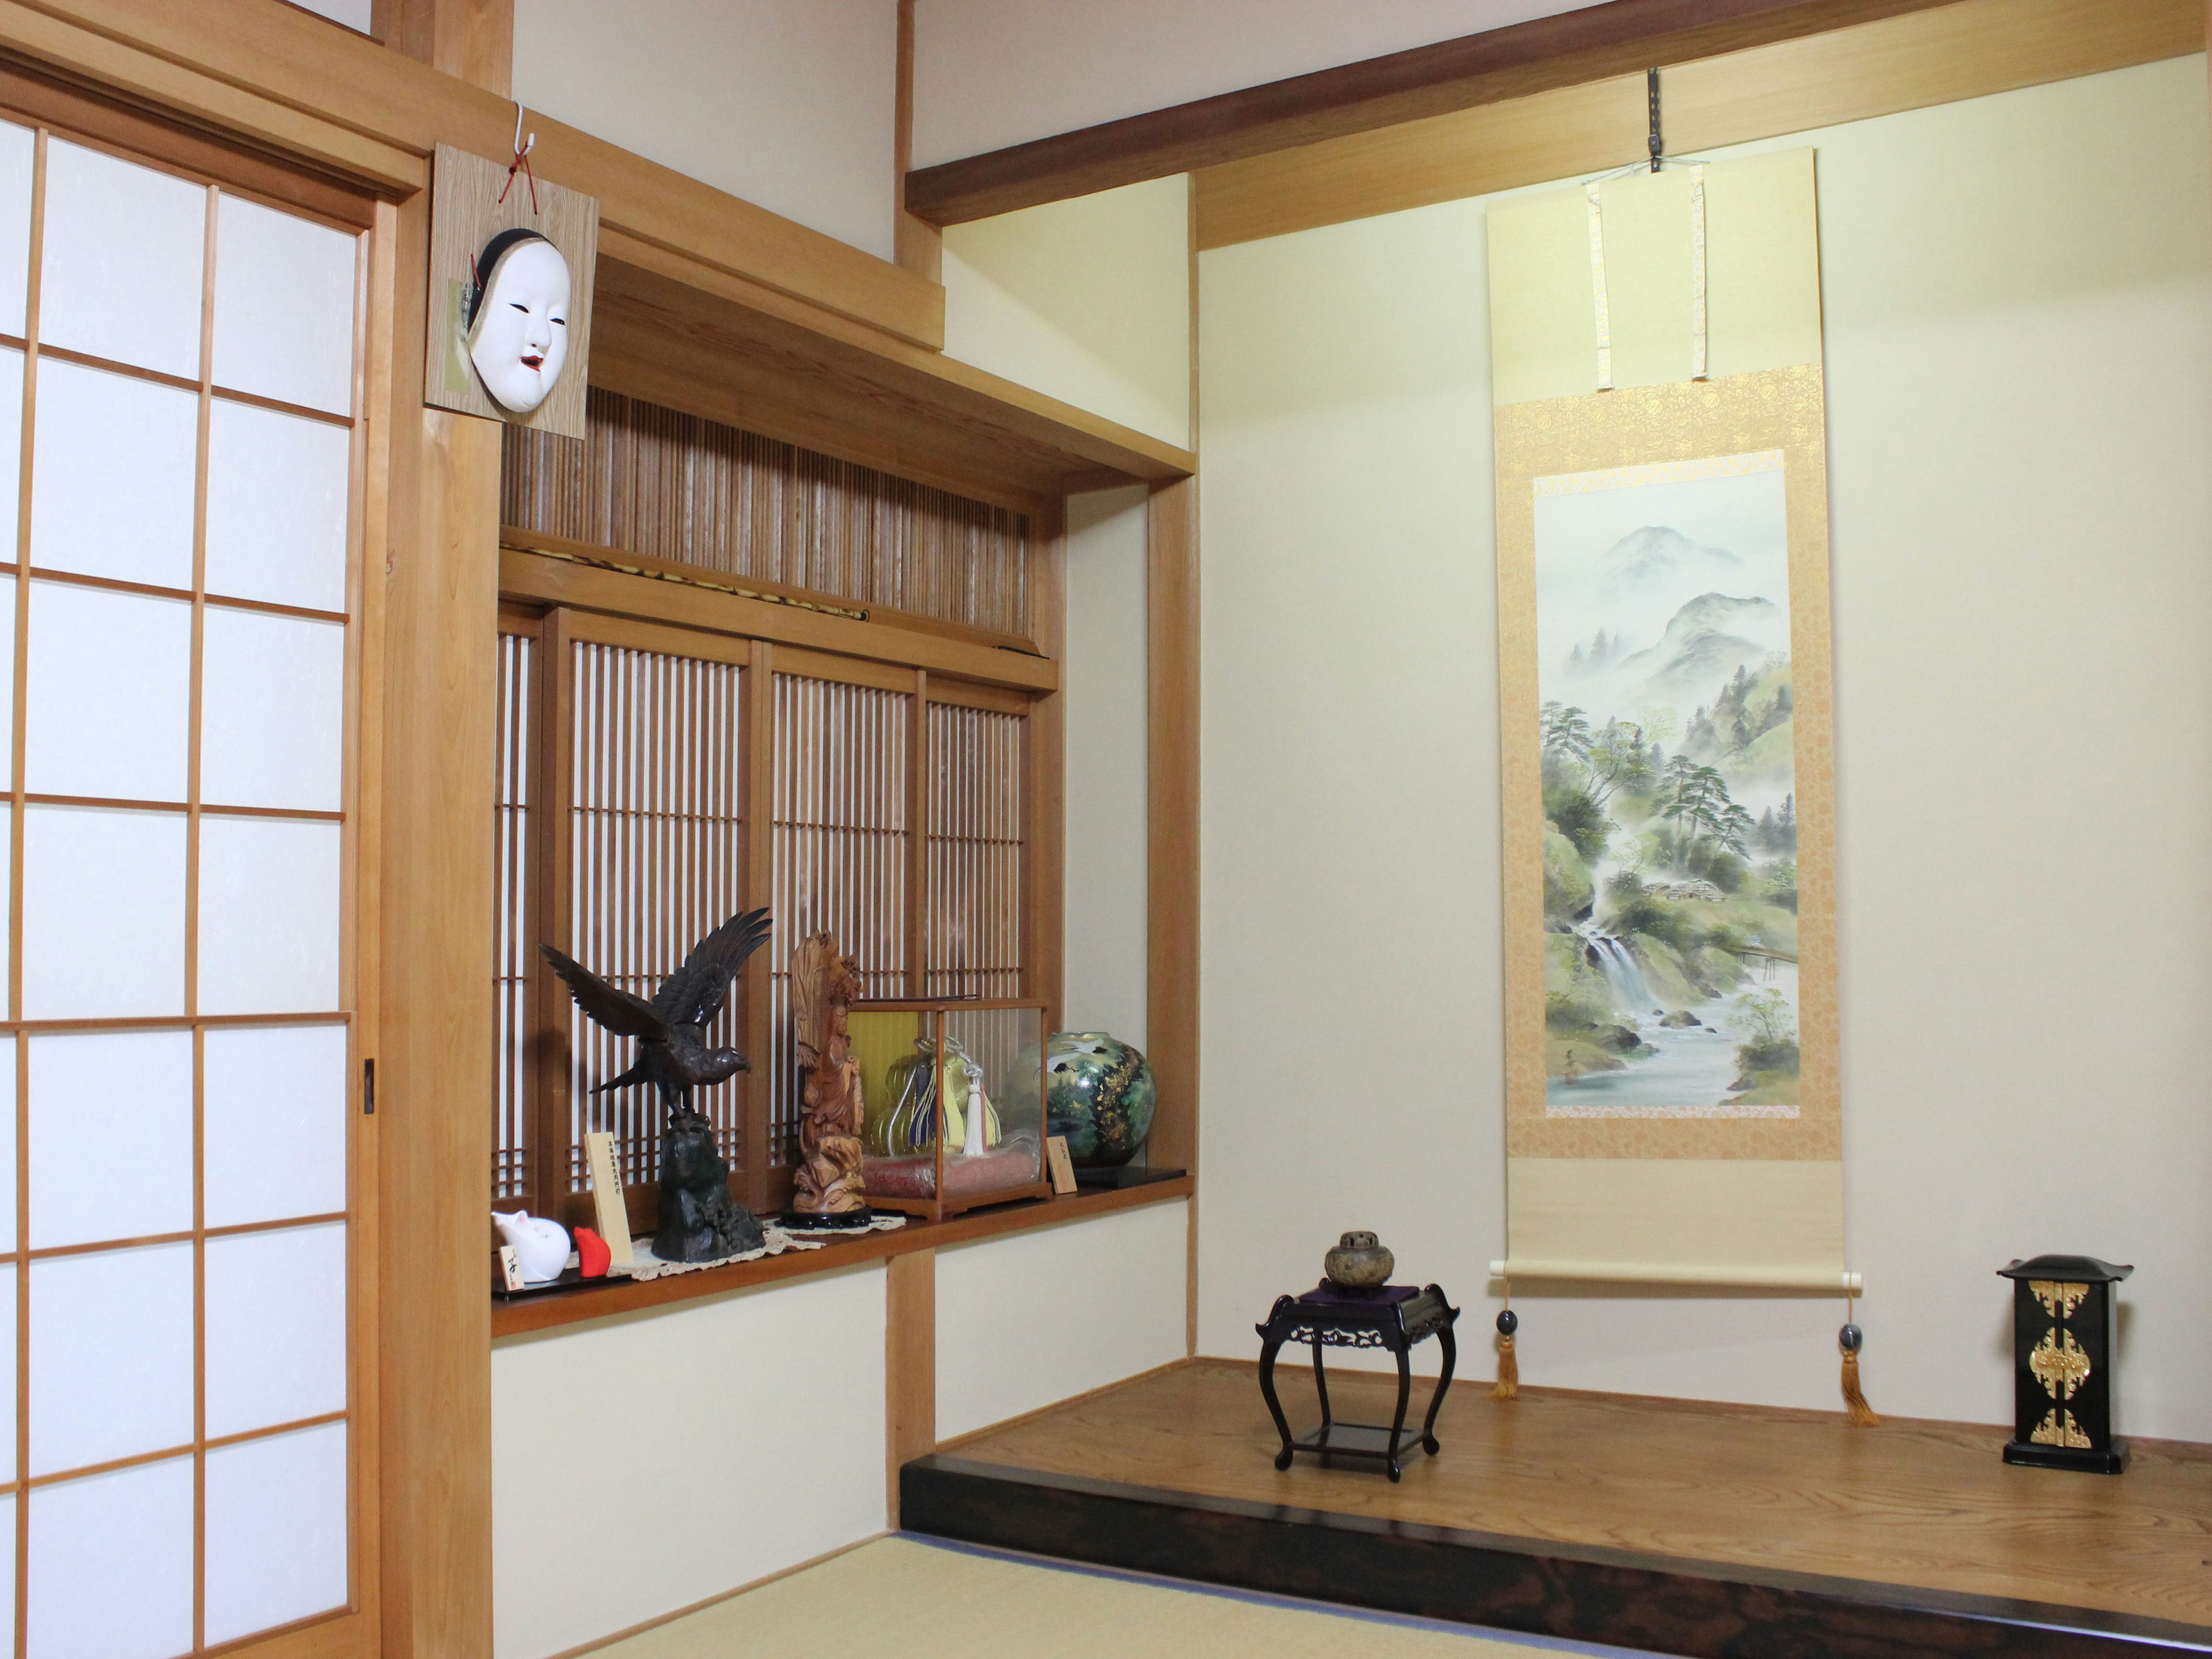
1195,0,2204,249
904,0,1968,225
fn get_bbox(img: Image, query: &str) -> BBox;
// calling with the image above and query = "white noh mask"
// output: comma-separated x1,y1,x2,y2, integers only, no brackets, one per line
467,231,570,414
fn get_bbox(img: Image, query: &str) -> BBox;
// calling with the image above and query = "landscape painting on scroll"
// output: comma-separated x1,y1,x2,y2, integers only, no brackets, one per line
1536,450,1799,1118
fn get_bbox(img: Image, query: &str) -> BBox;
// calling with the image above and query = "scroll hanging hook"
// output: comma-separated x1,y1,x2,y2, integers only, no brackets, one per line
498,101,540,213
1647,67,1662,172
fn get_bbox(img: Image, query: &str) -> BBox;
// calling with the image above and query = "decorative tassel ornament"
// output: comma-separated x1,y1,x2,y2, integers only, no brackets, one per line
1490,1307,1520,1400
1839,1321,1880,1426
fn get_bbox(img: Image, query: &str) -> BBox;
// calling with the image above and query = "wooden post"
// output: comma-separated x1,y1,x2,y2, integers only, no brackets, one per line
885,1247,936,1525
377,170,501,1654
1027,498,1067,1030
893,0,942,282
377,0,514,97
1146,477,1199,1354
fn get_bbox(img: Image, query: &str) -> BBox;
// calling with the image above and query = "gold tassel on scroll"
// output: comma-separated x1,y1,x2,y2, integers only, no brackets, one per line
1839,1300,1880,1426
1490,1296,1520,1400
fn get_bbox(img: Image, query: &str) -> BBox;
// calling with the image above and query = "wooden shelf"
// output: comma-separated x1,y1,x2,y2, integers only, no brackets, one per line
490,1175,1194,1339
591,245,1195,515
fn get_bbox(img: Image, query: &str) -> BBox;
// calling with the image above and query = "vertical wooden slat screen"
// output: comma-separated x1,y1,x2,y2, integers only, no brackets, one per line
771,673,910,1168
927,702,1026,1002
567,641,747,1195
503,389,1032,638
493,627,532,1203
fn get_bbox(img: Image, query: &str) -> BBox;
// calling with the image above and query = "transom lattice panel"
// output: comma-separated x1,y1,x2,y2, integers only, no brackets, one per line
927,703,1025,1002
769,673,910,1166
0,120,363,1657
494,630,532,1204
567,641,748,1192
503,389,1033,638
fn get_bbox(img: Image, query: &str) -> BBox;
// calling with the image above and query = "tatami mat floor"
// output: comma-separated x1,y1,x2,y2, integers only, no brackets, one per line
590,1535,1660,1659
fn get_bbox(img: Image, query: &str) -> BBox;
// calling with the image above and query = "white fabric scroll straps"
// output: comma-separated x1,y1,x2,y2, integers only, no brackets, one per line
1583,164,1711,391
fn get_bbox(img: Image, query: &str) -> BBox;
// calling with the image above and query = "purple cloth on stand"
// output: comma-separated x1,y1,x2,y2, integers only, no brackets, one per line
1298,1282,1418,1307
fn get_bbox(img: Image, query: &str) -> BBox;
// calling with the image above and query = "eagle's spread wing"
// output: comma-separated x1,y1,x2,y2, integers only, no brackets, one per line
541,944,668,1040
653,906,774,1029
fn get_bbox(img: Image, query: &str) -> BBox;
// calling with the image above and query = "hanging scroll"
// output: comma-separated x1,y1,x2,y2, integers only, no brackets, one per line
1488,150,1853,1290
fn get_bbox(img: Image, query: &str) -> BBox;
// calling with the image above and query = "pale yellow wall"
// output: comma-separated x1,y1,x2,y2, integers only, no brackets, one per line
1063,485,1151,1045
942,176,1192,449
1195,55,2212,1437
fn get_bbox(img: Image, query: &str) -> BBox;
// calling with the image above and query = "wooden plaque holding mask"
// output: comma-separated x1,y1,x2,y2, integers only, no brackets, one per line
425,141,598,440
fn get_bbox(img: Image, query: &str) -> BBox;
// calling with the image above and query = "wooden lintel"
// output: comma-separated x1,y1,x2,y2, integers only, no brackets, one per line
904,0,1966,225
1196,0,2205,249
499,547,1062,695
501,524,1044,658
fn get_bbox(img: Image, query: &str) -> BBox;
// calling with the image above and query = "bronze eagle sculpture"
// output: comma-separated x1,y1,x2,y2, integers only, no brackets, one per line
540,906,774,1262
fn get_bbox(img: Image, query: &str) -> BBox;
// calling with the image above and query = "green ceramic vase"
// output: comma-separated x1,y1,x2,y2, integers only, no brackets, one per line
1044,1032,1156,1168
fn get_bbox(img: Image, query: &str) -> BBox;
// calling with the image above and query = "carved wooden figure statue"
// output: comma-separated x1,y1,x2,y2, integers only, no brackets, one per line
791,933,869,1215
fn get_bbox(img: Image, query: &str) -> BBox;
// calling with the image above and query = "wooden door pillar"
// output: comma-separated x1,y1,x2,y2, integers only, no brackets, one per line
376,177,502,1658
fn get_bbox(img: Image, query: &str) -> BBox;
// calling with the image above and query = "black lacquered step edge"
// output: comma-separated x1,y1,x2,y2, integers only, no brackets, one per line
899,1455,2212,1659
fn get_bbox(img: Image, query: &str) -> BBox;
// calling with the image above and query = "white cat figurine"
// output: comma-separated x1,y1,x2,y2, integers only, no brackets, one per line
493,1210,570,1285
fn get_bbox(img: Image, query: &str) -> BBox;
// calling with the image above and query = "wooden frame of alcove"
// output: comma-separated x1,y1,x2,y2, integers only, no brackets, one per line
1,0,2194,1650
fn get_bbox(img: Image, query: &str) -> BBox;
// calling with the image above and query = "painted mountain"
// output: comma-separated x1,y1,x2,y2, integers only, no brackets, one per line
1613,592,1787,705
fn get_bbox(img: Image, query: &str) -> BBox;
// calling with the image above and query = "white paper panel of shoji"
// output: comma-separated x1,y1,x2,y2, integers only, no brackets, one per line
203,1421,348,1645
205,397,351,612
0,1496,14,1653
28,1030,192,1250
0,1272,15,1483
38,141,204,380
200,607,345,811
28,359,196,589
0,348,22,563
0,1038,14,1253
204,1022,347,1228
211,195,355,417
25,581,190,802
28,1241,192,1475
197,815,340,1015
204,1221,346,1438
21,806,185,1019
28,1457,191,1659
0,120,32,335
0,816,12,1013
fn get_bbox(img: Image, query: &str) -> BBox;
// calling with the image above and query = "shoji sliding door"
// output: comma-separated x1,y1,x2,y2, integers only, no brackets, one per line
0,119,369,1659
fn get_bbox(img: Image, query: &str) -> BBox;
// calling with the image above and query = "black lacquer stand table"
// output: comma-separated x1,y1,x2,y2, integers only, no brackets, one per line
1255,1282,1459,1481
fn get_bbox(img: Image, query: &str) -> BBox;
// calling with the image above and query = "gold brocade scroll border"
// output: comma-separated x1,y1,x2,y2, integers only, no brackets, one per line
1498,364,1840,1161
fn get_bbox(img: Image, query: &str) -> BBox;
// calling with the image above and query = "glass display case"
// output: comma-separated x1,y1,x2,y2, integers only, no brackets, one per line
851,999,1050,1220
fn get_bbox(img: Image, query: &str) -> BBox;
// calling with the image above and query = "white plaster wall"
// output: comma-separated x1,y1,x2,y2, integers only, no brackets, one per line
1195,56,2212,1438
942,176,1191,448
911,0,1603,167
512,0,897,261
290,0,370,31
1064,485,1150,1047
491,1267,888,1659
936,1201,1188,1441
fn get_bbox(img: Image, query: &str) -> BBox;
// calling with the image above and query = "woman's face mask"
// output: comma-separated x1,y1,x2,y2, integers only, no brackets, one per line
469,238,571,414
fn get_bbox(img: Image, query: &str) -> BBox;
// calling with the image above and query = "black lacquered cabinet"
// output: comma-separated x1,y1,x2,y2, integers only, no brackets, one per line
1998,1253,2132,1474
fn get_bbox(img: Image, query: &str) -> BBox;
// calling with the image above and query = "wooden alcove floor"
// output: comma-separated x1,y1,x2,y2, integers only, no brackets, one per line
936,1358,2212,1631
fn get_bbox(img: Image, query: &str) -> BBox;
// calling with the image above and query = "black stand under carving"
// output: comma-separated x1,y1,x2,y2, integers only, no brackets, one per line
1256,1283,1459,1482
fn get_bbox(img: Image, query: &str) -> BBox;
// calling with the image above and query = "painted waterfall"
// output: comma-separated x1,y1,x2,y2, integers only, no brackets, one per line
1535,452,1800,1116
